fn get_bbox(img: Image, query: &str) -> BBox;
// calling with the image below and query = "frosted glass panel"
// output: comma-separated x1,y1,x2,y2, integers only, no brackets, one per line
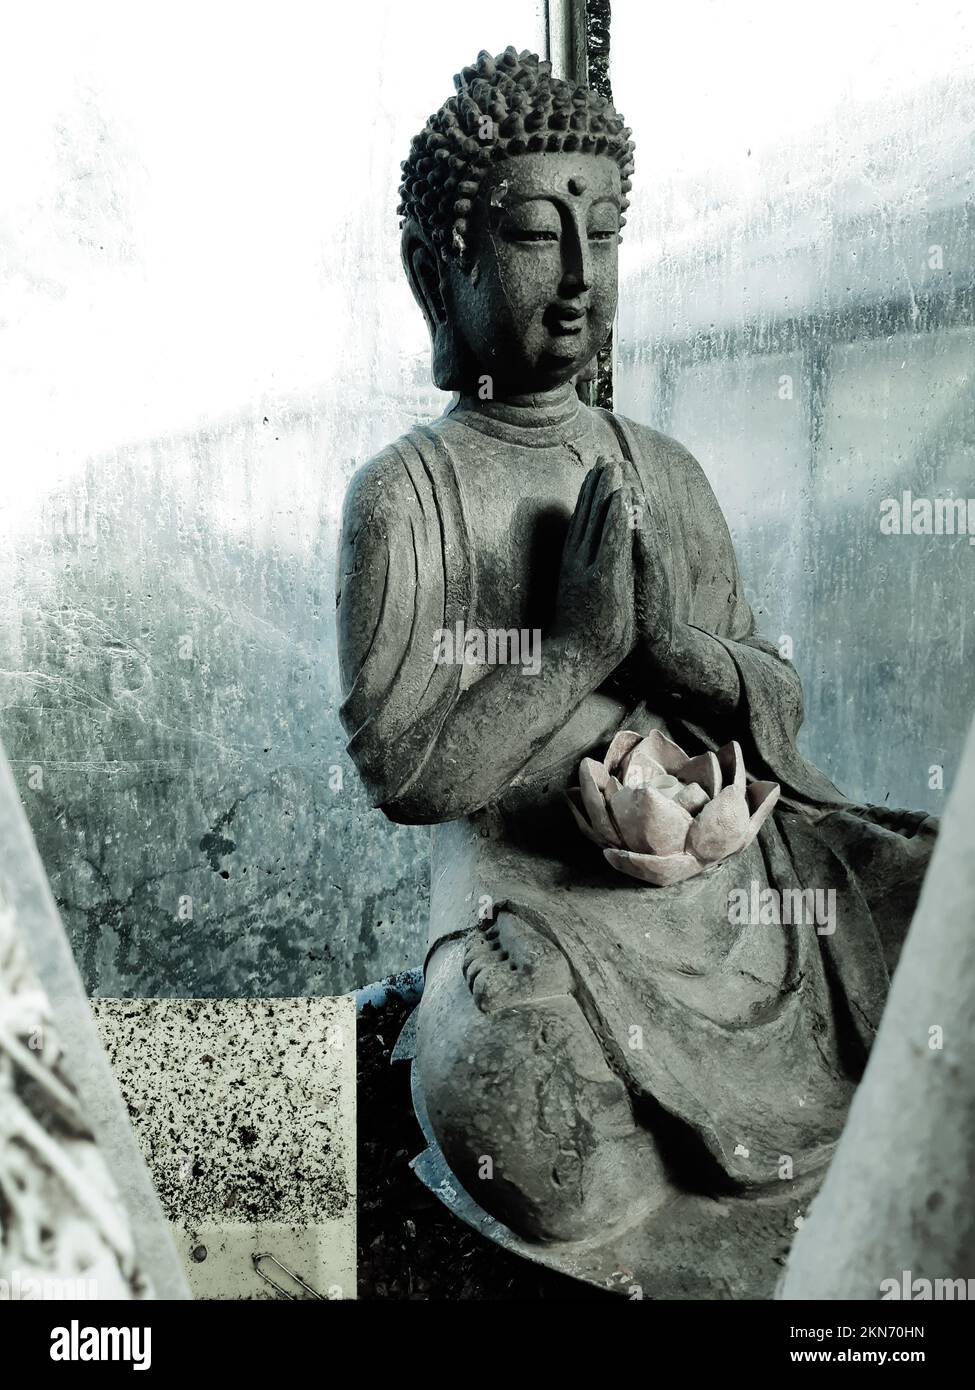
0,3,545,994
613,0,975,810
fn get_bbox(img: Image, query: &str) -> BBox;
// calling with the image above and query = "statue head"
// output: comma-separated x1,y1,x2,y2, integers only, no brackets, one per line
399,47,635,395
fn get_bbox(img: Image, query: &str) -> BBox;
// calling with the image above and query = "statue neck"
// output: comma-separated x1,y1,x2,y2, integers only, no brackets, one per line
451,382,586,444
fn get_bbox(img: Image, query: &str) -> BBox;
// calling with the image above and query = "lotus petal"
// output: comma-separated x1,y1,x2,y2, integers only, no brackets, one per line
573,730,782,884
716,740,746,794
603,729,644,777
622,753,669,789
676,781,709,814
565,789,603,846
578,757,622,847
603,847,704,886
628,729,689,777
607,786,656,852
738,780,781,850
610,784,691,856
649,773,683,800
603,775,626,841
621,735,670,783
685,784,751,863
678,751,721,799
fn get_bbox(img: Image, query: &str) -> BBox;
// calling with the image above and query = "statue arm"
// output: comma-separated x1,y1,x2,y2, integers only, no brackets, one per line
673,448,807,749
337,455,634,825
656,622,744,721
623,431,841,800
621,439,751,727
385,634,623,823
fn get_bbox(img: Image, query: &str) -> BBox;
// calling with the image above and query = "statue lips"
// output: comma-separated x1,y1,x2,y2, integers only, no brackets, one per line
545,302,587,336
543,301,589,362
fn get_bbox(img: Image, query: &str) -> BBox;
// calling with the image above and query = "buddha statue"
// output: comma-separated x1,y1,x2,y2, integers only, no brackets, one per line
337,47,937,1293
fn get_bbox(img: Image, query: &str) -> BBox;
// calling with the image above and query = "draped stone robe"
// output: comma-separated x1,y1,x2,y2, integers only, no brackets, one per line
337,389,936,1189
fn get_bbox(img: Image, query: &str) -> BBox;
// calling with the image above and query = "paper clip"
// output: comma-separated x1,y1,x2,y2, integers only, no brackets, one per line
252,1251,324,1300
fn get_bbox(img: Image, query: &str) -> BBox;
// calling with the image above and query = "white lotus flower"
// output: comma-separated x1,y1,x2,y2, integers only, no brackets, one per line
567,729,780,886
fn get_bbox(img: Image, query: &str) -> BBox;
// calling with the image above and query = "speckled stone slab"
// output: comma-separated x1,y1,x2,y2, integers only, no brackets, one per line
91,997,355,1299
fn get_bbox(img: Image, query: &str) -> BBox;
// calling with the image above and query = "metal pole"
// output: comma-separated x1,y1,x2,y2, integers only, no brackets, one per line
547,0,615,409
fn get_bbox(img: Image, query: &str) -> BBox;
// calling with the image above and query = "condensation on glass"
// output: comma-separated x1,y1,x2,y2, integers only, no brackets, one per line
2,3,968,996
0,4,545,995
614,0,975,813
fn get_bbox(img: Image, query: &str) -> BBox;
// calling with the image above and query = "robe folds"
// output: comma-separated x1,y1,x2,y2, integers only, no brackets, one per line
337,401,937,1187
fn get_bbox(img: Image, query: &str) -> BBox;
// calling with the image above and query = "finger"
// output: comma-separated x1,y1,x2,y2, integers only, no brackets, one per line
624,483,660,616
584,460,623,563
593,481,631,562
614,455,644,546
581,459,618,558
567,463,602,549
622,457,668,554
619,466,654,601
592,491,636,655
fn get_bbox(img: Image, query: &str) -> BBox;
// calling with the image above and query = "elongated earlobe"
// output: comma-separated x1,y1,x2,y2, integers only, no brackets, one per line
401,222,472,392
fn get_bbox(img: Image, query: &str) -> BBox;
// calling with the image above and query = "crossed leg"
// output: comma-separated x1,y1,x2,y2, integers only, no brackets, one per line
416,911,673,1243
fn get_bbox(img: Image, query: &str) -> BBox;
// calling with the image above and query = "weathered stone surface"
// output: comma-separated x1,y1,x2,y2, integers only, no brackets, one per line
92,996,355,1299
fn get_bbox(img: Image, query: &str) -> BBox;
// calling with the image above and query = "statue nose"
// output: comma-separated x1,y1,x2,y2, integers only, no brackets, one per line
558,216,592,295
561,251,591,291
559,264,591,300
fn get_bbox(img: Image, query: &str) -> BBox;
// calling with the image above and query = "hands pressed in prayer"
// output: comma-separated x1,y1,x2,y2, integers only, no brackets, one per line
620,455,680,687
558,456,742,719
556,456,679,687
553,457,634,672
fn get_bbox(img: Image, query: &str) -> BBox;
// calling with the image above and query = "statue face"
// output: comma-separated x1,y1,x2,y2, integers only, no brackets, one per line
444,153,621,394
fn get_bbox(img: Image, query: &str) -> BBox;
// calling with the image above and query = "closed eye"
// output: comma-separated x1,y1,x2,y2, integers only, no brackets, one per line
507,228,560,243
588,230,617,241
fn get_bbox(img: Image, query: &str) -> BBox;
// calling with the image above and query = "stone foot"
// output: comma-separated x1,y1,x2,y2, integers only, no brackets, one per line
418,926,673,1244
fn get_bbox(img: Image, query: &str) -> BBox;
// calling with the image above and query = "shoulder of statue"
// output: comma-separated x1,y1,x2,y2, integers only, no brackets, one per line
604,412,719,507
342,428,437,534
609,414,735,560
611,414,706,477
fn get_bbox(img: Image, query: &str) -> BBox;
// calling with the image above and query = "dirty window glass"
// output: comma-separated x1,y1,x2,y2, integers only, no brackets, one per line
613,0,975,811
0,3,545,995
